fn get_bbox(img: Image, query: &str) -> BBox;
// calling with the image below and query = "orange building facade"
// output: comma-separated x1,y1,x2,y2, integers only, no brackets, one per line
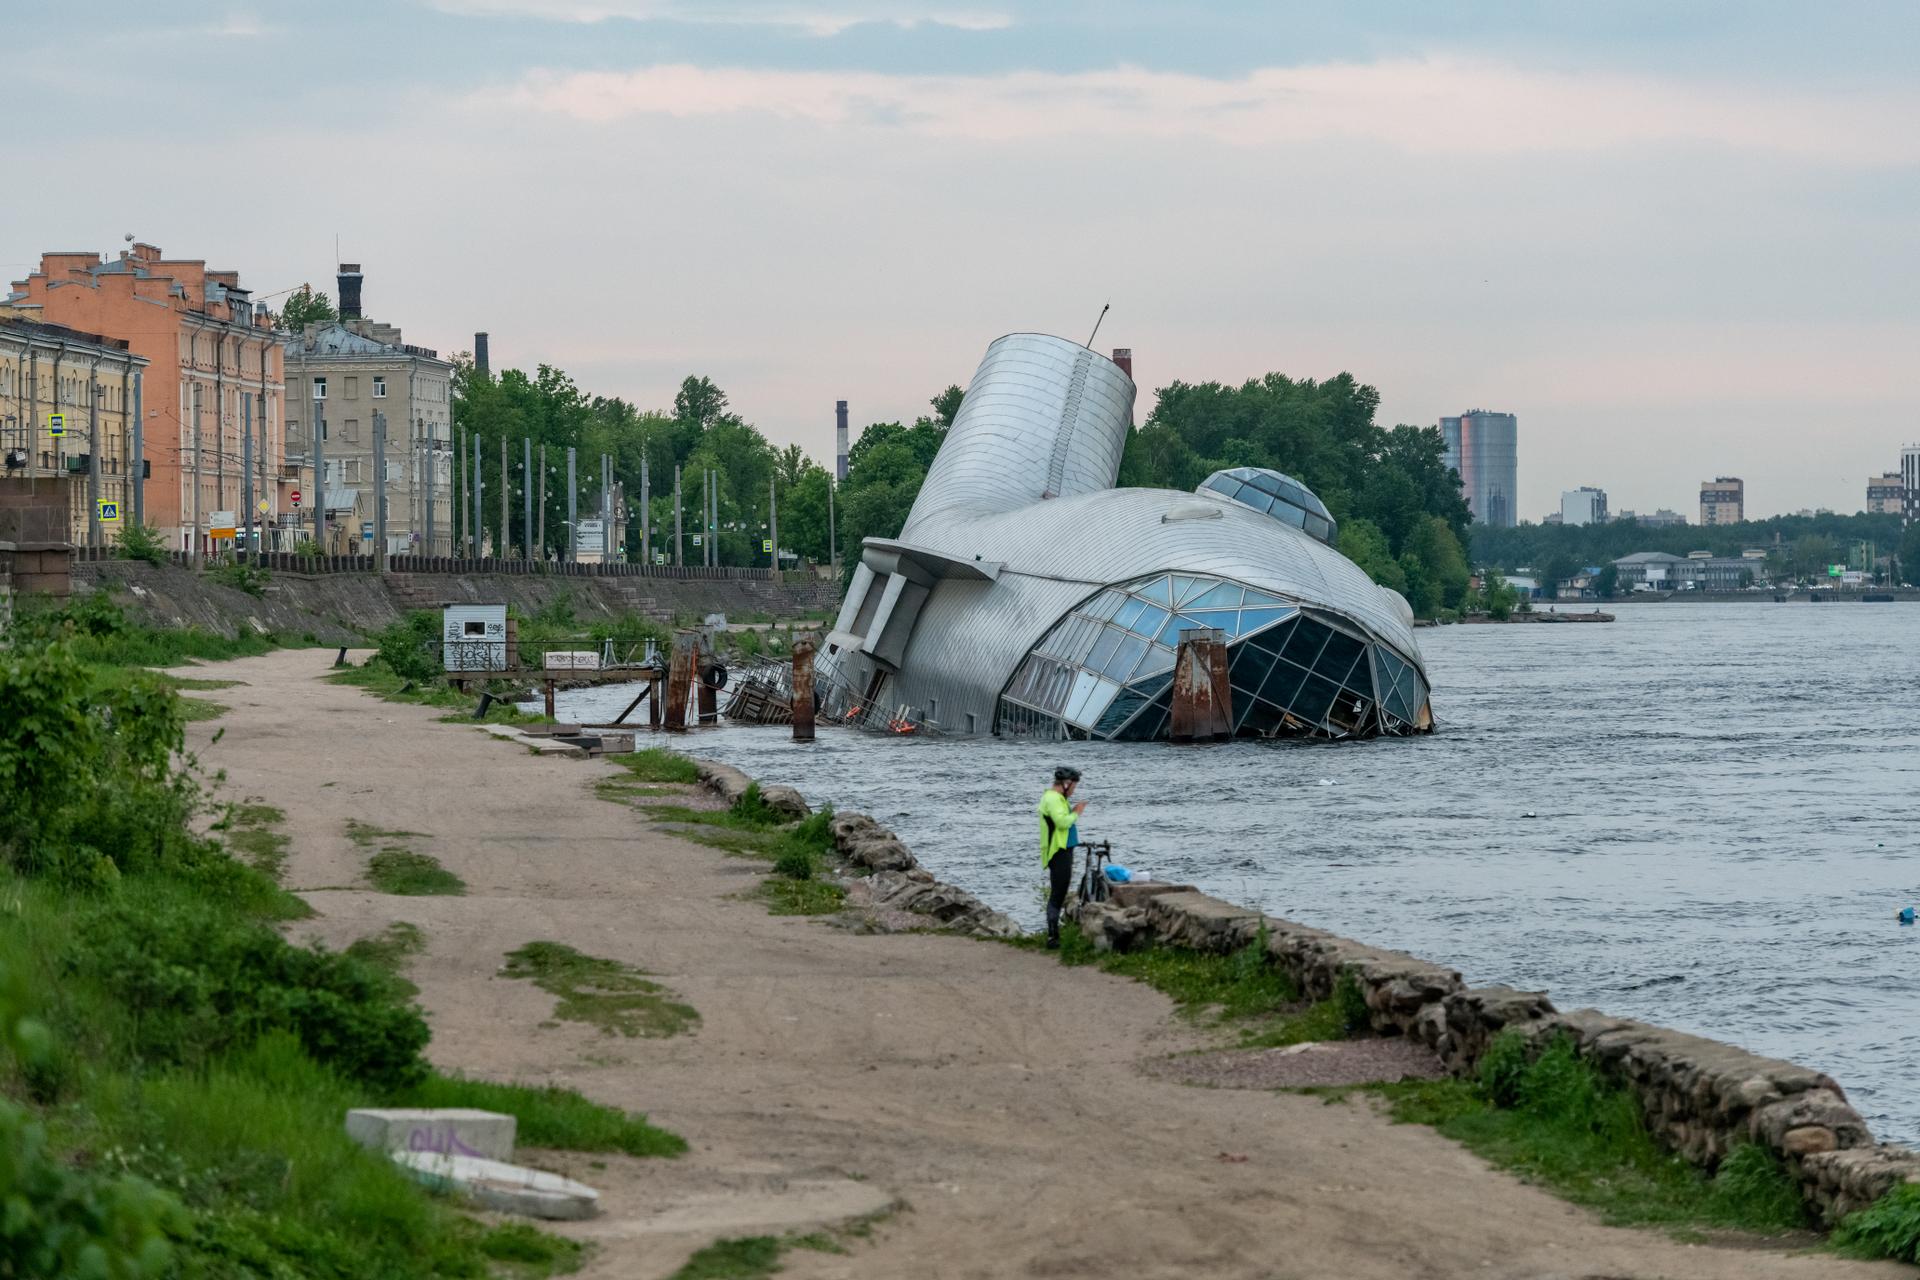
7,244,290,552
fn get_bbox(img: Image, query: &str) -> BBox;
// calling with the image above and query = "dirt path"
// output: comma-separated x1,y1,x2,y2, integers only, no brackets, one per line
178,650,1907,1280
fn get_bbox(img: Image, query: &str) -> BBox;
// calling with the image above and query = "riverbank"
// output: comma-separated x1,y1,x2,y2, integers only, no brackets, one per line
165,648,1911,1277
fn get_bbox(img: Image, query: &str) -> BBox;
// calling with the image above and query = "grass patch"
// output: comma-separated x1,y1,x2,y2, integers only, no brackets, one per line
346,818,428,847
503,941,698,1039
473,1220,585,1276
329,662,542,725
1372,1031,1809,1235
1030,922,1302,1022
1836,1184,1920,1262
671,1235,784,1279
608,748,700,784
595,778,677,804
757,878,847,916
400,1072,686,1157
217,801,291,878
345,922,426,999
367,848,465,896
163,676,244,690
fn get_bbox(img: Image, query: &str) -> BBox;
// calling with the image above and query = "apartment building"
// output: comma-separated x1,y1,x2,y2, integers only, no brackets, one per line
0,317,149,545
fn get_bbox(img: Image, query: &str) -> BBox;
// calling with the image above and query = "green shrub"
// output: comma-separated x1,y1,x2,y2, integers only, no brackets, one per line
0,958,183,1279
115,522,169,565
63,889,430,1092
1332,969,1371,1034
207,561,270,597
1836,1184,1920,1262
730,782,781,828
771,846,815,880
374,611,444,683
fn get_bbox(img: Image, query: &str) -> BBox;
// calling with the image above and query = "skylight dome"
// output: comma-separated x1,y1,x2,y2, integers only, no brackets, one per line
1198,468,1337,546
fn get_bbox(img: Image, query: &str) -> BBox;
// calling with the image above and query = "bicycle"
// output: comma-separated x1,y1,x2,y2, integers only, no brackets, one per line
1075,840,1117,907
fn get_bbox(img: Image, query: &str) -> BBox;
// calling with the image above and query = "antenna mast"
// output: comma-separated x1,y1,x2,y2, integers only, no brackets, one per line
1085,302,1109,349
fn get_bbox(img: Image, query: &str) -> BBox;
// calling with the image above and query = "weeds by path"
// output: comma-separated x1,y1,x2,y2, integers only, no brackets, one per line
403,1073,687,1157
345,922,428,999
347,820,465,896
218,801,291,879
1357,1032,1811,1239
504,941,698,1038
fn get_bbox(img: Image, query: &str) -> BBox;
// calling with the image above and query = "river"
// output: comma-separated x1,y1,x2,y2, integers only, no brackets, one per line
546,603,1920,1144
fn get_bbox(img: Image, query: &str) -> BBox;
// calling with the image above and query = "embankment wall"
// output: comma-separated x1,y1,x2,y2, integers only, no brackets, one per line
1077,886,1920,1224
72,560,840,642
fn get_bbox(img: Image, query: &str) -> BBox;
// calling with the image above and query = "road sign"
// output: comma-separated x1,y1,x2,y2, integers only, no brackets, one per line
654,552,665,564
97,499,120,522
691,534,702,546
762,538,772,552
361,521,374,542
257,498,270,514
209,511,237,539
1828,564,1844,577
291,489,302,508
47,412,65,437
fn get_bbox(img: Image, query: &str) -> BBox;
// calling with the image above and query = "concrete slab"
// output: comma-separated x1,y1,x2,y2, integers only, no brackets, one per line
345,1108,517,1162
392,1150,601,1220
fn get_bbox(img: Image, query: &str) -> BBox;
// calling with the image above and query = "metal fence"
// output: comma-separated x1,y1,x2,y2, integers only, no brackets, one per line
70,544,786,581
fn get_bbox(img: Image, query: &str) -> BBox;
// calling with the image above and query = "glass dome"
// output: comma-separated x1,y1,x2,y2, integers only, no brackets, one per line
1198,467,1337,546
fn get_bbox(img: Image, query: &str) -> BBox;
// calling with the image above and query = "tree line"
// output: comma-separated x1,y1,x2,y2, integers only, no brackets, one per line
453,357,1480,616
1471,511,1917,590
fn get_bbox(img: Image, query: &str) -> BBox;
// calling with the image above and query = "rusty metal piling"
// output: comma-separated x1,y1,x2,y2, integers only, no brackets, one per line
1169,627,1233,742
791,638,816,741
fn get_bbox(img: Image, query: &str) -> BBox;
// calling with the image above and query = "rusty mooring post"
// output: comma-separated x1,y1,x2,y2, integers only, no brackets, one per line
696,647,718,725
543,677,556,720
791,637,816,741
663,630,696,731
647,673,662,730
1169,627,1233,742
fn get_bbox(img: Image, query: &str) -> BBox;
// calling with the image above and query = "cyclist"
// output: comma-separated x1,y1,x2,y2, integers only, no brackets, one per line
1037,765,1087,949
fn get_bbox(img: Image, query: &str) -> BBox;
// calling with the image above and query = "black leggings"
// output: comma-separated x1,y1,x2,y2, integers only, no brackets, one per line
1045,852,1072,936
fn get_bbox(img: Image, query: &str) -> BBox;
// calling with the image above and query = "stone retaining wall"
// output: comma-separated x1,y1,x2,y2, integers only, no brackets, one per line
689,761,1019,940
1078,885,1920,1224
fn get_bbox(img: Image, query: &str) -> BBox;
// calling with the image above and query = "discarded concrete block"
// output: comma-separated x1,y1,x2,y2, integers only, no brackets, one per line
393,1151,600,1220
346,1108,517,1162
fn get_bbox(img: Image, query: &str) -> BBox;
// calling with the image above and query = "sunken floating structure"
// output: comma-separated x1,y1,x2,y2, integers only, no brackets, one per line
821,333,1432,740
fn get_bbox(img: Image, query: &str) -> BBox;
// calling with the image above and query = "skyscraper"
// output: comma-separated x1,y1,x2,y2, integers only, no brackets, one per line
1439,410,1518,528
1902,446,1919,525
1559,486,1609,527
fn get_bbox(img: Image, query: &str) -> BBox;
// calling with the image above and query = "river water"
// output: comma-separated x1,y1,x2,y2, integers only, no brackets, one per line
548,604,1920,1144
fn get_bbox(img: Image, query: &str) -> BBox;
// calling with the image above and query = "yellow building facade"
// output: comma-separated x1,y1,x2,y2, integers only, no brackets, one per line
0,316,149,546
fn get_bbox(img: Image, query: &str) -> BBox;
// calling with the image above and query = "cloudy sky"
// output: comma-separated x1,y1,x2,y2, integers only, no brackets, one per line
10,1,1917,519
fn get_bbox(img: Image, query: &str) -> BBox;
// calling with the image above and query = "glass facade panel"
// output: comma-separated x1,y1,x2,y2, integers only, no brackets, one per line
1130,604,1168,636
1280,619,1330,669
1237,607,1293,637
1107,634,1147,680
998,567,1425,741
1086,626,1122,673
1189,583,1244,610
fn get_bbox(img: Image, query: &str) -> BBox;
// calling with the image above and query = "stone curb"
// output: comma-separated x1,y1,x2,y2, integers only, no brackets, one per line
1079,882,1917,1225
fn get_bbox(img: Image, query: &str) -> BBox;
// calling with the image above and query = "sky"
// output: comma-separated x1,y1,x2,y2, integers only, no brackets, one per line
9,1,1918,520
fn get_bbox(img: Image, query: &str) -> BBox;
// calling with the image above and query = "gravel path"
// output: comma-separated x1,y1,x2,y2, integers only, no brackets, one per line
173,650,1911,1280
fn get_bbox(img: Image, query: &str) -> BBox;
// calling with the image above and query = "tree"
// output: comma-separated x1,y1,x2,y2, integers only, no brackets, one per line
1594,564,1619,599
673,376,729,430
1337,518,1406,593
275,284,335,332
931,384,965,428
1900,522,1920,587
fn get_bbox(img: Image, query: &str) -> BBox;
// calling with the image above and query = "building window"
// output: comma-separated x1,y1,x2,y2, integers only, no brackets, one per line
312,377,327,400
345,376,358,398
345,419,360,443
372,376,386,398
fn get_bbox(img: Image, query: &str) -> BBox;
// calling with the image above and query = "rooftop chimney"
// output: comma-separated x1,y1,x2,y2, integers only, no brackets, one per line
337,263,363,320
835,400,849,481
474,332,490,377
1110,348,1133,380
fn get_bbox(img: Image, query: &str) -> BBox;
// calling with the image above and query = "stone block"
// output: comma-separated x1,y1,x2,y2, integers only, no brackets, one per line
1752,1089,1870,1152
759,784,811,819
346,1108,517,1162
393,1151,599,1220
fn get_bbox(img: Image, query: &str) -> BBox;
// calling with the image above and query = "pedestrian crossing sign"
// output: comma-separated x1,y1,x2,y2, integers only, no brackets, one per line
762,538,772,552
47,412,65,437
97,499,120,522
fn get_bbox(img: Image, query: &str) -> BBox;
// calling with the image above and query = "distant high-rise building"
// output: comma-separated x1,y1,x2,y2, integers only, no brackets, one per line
1867,472,1904,517
1896,444,1920,525
1699,477,1745,526
835,400,849,481
1559,486,1609,527
1438,409,1517,528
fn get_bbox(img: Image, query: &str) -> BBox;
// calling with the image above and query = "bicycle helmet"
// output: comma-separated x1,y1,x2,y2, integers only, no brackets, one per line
1053,765,1081,784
